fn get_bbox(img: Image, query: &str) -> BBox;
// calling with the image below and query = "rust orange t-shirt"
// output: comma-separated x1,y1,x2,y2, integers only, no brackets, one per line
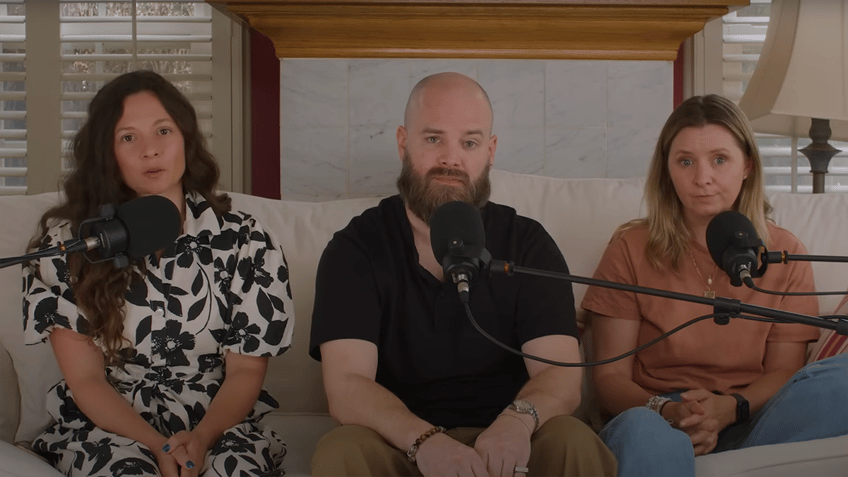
581,222,820,395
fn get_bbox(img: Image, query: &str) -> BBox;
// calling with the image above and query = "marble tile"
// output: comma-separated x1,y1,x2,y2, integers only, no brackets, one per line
348,60,410,130
491,127,545,175
545,61,607,129
608,61,673,129
478,60,545,130
544,127,607,179
280,127,348,200
349,124,404,197
606,127,662,178
409,60,478,91
280,59,348,129
276,58,677,198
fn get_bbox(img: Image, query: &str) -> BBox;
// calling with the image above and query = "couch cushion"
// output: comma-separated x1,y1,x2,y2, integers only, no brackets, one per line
259,413,338,477
694,434,848,477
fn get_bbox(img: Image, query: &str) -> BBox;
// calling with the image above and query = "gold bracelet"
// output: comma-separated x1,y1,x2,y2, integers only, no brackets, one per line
498,412,532,436
406,426,446,463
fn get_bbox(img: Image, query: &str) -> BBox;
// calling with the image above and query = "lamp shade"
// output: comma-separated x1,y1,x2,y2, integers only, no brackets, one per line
738,0,848,142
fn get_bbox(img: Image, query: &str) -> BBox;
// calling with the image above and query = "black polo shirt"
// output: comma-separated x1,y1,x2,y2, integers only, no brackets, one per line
309,195,578,429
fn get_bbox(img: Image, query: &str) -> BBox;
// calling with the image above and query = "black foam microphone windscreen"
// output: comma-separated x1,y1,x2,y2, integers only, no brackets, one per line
93,195,182,259
429,201,486,265
705,210,760,271
118,195,181,258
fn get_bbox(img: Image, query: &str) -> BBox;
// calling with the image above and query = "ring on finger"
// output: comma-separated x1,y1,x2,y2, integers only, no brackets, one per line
514,465,529,474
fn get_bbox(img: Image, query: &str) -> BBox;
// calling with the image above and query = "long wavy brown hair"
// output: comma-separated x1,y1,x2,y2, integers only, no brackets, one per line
29,70,231,366
616,94,771,270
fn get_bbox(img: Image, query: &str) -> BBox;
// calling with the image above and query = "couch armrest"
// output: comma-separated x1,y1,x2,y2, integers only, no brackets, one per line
0,441,63,477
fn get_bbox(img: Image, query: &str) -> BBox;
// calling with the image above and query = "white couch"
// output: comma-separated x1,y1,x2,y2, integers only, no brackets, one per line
1,169,846,477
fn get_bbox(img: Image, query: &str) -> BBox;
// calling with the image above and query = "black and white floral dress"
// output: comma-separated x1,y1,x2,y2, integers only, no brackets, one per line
22,192,295,477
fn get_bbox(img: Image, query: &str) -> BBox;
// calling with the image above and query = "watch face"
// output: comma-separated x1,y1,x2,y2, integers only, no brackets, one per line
512,400,532,412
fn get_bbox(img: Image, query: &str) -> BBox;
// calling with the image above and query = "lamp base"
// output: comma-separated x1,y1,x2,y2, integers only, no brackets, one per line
800,118,841,193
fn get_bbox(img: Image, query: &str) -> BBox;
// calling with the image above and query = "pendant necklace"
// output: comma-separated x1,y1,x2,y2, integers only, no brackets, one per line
688,250,715,298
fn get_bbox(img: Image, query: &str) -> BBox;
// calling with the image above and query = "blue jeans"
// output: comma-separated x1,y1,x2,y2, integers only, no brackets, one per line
599,354,848,477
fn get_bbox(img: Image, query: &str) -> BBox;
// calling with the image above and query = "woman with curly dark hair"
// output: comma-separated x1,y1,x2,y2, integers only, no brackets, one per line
23,70,294,477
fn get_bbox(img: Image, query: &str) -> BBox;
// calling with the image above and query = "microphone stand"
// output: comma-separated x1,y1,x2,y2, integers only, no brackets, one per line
490,260,848,336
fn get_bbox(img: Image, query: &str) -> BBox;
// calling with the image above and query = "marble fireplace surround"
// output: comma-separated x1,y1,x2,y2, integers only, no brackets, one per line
208,1,749,200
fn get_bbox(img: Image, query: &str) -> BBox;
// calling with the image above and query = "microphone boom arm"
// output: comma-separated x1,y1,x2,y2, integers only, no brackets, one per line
492,260,848,336
0,247,65,269
764,251,848,264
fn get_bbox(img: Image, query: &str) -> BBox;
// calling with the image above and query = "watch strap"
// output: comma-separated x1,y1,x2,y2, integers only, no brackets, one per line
508,400,539,433
730,393,749,423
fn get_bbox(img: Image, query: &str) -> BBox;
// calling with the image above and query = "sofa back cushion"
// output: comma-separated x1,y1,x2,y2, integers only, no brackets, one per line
489,170,647,322
768,191,848,316
3,172,847,440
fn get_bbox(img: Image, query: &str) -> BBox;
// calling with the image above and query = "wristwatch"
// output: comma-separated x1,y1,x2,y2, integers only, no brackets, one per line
730,393,750,423
508,399,539,433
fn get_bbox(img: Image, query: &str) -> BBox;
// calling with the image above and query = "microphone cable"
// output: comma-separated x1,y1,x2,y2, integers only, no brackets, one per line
742,276,848,296
461,301,789,367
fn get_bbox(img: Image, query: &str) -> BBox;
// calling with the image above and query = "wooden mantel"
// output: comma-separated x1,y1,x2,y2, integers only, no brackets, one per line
207,1,748,61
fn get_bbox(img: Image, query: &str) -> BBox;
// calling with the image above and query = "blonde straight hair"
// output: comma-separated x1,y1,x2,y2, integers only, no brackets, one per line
617,94,771,270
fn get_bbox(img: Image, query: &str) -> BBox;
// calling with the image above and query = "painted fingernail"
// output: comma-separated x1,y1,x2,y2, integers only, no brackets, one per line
162,444,170,452
186,461,195,469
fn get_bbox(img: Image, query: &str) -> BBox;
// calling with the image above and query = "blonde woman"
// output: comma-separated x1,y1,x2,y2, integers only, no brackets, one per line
582,94,848,477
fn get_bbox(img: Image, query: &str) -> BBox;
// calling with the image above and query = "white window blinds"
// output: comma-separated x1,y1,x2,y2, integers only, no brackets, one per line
0,1,241,196
0,1,26,195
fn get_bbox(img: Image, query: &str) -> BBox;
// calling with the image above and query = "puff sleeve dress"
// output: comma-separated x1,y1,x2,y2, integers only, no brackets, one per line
22,193,295,477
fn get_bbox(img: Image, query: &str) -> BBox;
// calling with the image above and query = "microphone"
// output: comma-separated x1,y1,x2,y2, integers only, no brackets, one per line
705,211,848,297
0,195,181,269
706,211,768,287
429,201,492,302
85,195,181,260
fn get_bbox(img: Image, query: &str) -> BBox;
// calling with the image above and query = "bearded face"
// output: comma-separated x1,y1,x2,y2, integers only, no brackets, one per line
396,149,491,224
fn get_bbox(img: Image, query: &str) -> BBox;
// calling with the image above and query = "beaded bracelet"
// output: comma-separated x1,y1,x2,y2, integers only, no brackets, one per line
406,426,446,463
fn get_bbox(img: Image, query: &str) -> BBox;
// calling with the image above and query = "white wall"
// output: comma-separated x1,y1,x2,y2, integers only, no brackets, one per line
279,59,673,201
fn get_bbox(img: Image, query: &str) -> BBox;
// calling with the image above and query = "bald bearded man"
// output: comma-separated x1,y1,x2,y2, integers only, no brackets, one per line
309,72,616,477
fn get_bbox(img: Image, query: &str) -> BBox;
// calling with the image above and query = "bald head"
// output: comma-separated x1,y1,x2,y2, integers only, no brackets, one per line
403,72,494,134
